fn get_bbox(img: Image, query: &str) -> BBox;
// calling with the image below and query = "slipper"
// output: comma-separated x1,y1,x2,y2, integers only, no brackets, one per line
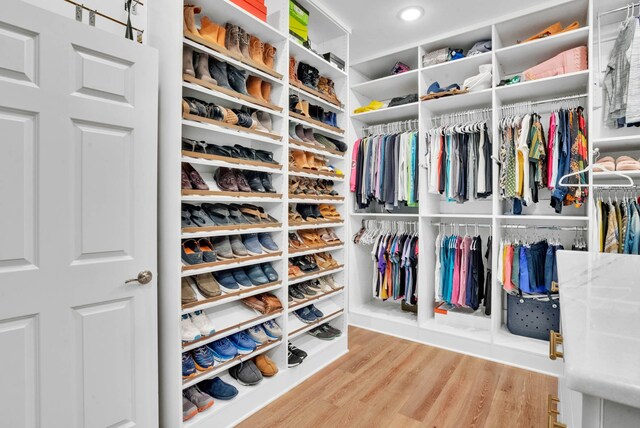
559,21,580,34
353,100,384,114
427,81,444,94
521,22,563,43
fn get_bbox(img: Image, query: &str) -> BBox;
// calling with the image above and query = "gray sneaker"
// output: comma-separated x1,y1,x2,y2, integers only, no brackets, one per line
229,360,263,386
307,325,335,340
211,236,234,259
184,386,214,412
183,395,198,421
229,235,248,257
242,233,263,255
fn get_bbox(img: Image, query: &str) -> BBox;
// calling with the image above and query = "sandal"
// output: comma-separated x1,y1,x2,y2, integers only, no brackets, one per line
288,261,304,277
289,207,304,222
289,232,307,249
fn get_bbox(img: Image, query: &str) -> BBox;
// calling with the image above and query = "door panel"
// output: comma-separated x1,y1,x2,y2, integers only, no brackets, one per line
0,1,158,427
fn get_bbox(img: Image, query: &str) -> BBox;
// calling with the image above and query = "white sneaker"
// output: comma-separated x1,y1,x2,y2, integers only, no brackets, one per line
325,275,342,290
181,315,201,342
317,277,333,292
246,325,269,344
189,311,216,336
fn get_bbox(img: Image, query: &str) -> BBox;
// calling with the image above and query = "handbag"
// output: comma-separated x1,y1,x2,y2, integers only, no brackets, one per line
506,290,560,341
388,93,418,107
422,47,449,67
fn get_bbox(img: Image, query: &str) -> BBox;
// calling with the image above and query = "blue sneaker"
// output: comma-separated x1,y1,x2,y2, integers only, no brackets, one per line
244,265,269,285
294,307,317,324
229,331,257,354
199,376,239,400
182,353,196,378
308,304,324,319
260,263,279,282
242,233,263,255
262,320,282,339
208,337,238,362
213,270,240,293
192,345,215,371
258,233,279,252
231,268,253,288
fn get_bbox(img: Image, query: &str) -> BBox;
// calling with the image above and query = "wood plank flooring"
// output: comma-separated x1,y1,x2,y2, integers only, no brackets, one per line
237,326,557,428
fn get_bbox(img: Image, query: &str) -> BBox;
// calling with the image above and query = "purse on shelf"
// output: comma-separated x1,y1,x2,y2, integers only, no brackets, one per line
506,290,560,341
422,47,449,67
523,46,587,81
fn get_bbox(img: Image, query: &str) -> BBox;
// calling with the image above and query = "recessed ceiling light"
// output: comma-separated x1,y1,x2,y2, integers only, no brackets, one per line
399,6,423,22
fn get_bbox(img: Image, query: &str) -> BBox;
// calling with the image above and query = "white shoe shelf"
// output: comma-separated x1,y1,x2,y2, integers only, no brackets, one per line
151,0,350,426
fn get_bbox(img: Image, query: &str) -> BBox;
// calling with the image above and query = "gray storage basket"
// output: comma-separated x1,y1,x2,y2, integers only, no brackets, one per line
506,292,560,341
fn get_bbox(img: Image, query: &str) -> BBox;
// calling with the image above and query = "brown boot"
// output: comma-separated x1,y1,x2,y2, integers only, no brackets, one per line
249,35,265,66
183,47,195,77
289,56,300,84
326,79,340,103
246,76,265,101
263,43,276,69
225,23,241,56
318,76,330,97
261,81,272,103
183,5,201,36
195,53,217,84
300,100,310,117
238,27,251,59
200,16,223,47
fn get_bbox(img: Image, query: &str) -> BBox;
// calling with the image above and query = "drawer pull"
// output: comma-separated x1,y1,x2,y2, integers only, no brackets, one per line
549,330,564,360
547,395,567,428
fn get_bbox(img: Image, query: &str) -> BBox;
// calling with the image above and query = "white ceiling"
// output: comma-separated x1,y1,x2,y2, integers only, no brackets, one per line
314,0,541,63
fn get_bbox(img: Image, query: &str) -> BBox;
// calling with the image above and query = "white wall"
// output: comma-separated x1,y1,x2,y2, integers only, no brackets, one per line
22,0,147,43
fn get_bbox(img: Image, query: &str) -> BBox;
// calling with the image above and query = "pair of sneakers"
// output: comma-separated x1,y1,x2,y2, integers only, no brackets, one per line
307,323,342,341
245,320,283,345
288,342,308,367
182,311,216,342
294,304,323,323
182,376,240,421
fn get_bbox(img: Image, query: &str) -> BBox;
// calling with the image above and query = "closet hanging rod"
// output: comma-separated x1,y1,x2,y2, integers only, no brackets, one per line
500,93,587,110
597,2,640,74
362,119,419,135
430,107,492,123
430,222,587,232
598,2,640,18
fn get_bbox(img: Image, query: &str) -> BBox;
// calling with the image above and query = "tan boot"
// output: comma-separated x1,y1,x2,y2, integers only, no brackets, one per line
217,24,226,47
183,47,195,77
289,57,299,84
263,43,276,69
246,76,265,101
183,5,201,36
300,100,310,118
261,81,272,103
249,35,265,66
318,76,330,97
195,53,216,84
200,16,223,47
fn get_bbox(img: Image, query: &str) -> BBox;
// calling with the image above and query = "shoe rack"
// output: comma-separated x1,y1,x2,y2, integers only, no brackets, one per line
150,0,349,426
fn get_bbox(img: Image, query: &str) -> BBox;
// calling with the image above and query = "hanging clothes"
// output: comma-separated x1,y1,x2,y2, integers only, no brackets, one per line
367,230,418,302
434,230,487,311
498,239,564,294
499,107,588,214
596,192,640,255
425,121,492,203
604,16,640,127
352,130,419,210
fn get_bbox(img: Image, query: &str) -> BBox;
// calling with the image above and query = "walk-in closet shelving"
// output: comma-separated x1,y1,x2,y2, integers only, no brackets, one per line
152,0,350,425
347,0,597,377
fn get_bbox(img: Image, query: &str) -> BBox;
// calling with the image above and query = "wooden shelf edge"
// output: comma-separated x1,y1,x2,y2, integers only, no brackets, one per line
289,309,344,336
182,150,282,170
183,74,284,112
182,189,282,199
181,280,283,311
182,251,283,272
182,113,283,141
288,165,344,178
288,139,345,157
182,222,282,234
289,287,345,311
288,194,345,201
290,81,343,108
184,31,283,80
289,111,345,134
289,242,344,254
288,264,344,281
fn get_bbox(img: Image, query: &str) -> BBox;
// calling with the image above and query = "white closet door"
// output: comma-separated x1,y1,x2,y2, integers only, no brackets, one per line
0,1,158,427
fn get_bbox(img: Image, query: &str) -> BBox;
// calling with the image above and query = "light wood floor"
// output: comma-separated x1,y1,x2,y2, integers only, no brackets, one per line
238,326,557,428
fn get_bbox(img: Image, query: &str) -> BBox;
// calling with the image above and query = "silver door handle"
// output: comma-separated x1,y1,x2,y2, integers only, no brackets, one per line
125,270,153,285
